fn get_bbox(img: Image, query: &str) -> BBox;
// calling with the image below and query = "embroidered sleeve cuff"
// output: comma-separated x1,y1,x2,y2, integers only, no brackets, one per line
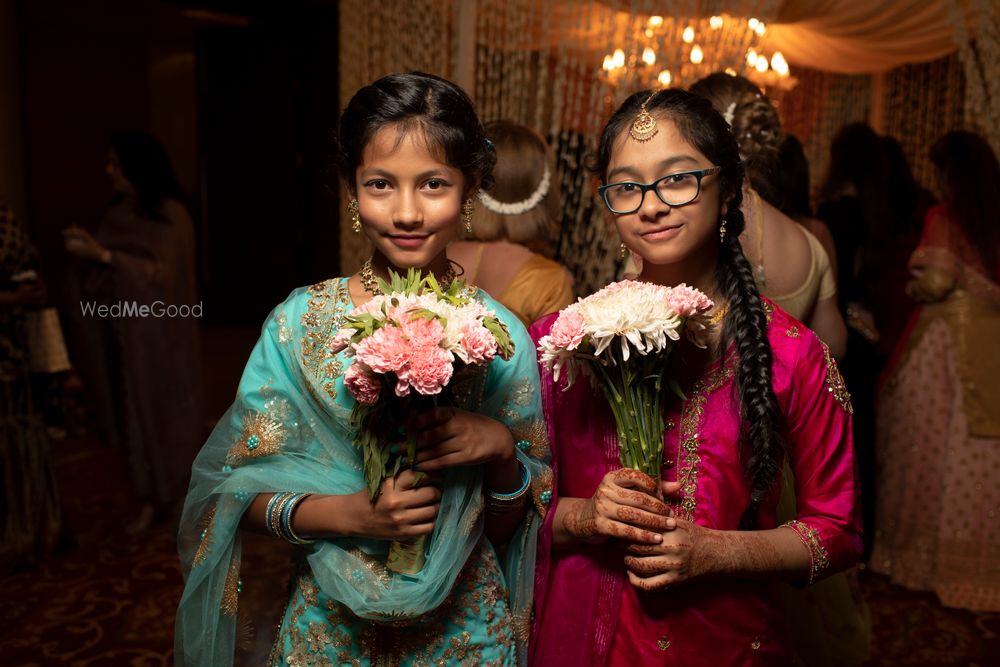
783,519,831,585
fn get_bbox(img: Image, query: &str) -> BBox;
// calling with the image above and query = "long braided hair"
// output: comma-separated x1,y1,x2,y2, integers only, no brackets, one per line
594,88,784,529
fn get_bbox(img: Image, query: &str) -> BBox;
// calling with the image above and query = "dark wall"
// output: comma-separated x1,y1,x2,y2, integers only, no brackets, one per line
16,0,339,326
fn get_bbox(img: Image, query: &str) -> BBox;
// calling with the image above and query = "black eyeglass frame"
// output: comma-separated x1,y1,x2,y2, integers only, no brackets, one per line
598,165,723,214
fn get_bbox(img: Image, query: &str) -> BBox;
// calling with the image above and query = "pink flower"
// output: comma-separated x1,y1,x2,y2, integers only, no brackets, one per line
354,326,411,375
665,284,713,318
457,320,497,364
400,314,446,348
344,363,381,405
548,309,586,351
398,344,454,396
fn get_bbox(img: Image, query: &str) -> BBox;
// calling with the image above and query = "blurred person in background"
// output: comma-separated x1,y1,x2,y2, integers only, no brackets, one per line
871,130,1000,612
0,198,62,572
817,122,894,560
449,120,575,326
774,134,839,284
63,132,202,534
690,73,846,361
874,135,936,355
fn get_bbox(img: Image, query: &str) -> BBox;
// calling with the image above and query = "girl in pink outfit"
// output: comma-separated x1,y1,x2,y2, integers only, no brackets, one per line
529,88,862,665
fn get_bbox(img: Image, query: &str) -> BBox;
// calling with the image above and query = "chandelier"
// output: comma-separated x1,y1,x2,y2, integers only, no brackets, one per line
599,13,797,101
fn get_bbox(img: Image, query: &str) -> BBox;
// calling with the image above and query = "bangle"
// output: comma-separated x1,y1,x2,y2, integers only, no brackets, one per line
486,462,531,514
265,492,317,545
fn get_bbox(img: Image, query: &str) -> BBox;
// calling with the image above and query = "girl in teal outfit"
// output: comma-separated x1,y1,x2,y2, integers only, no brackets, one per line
175,72,552,666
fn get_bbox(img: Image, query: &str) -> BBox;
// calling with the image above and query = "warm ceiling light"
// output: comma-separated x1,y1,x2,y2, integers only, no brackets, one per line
755,54,769,72
770,51,789,76
690,44,704,64
612,49,625,68
648,16,664,28
746,47,758,67
725,67,737,76
709,16,723,29
602,55,614,71
748,17,759,30
658,69,672,86
755,22,767,35
682,26,695,43
642,48,656,65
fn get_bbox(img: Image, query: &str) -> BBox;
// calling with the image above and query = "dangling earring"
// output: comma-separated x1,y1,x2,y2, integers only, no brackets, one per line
462,198,475,235
719,216,727,242
349,199,361,234
620,242,628,260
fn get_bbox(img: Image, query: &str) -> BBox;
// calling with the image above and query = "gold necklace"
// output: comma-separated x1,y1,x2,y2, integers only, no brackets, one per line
358,257,459,295
706,303,729,327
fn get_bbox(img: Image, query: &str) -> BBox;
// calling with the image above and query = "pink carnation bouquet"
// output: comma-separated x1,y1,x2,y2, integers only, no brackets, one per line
537,280,714,477
331,268,513,573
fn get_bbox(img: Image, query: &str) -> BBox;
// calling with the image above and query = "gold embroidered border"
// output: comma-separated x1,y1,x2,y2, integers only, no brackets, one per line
221,550,242,616
785,326,800,338
512,418,550,461
300,279,351,403
531,465,554,519
821,342,853,415
675,360,736,521
192,504,217,567
225,411,287,467
783,519,830,584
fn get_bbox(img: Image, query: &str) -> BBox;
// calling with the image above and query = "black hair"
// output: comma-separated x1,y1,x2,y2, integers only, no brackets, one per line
336,72,496,194
929,130,1000,275
880,136,925,236
109,132,181,221
595,88,784,529
820,122,892,289
775,134,813,219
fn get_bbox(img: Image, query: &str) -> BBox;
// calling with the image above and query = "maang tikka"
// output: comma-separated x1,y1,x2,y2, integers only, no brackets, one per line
629,92,659,142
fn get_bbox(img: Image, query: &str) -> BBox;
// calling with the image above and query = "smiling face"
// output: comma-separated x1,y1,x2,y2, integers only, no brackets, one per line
354,124,466,275
605,115,724,272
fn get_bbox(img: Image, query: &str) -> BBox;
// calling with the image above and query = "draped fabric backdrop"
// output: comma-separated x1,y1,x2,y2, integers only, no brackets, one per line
337,0,998,294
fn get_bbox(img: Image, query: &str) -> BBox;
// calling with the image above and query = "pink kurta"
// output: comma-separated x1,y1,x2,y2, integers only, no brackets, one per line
529,302,862,666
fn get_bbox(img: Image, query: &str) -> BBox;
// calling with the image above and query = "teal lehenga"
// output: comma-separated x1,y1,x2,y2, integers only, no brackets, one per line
175,277,551,666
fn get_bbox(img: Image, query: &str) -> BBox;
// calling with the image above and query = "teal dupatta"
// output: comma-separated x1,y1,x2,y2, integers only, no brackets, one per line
174,278,551,666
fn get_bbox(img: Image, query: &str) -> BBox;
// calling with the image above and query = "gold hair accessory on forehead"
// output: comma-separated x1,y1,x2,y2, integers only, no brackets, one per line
629,93,659,142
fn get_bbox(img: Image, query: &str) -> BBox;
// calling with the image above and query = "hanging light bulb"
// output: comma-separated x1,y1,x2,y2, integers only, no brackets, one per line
746,47,758,67
748,17,759,30
642,48,656,65
770,51,789,76
648,16,663,28
612,49,625,68
682,26,695,43
725,67,737,76
709,15,723,29
645,28,654,38
658,69,672,87
755,21,767,35
755,54,769,72
602,55,614,71
690,44,704,65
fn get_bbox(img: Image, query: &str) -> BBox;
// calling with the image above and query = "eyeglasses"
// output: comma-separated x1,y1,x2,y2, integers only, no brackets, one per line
598,166,723,214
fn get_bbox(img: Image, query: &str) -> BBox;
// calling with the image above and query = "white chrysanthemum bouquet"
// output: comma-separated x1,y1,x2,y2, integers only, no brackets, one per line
537,280,713,477
331,268,513,573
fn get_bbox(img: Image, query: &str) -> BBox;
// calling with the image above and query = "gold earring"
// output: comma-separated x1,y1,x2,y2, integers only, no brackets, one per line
719,217,727,242
349,199,361,234
462,198,475,234
620,242,628,260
